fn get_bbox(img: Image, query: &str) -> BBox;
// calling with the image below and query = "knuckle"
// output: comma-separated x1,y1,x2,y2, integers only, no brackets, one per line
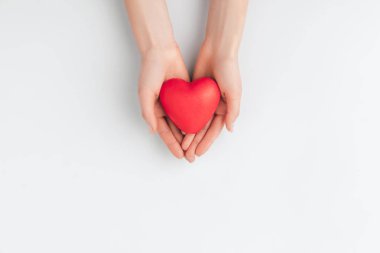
158,128,170,135
167,140,178,147
227,89,242,100
138,87,154,99
193,137,201,146
232,88,242,98
140,110,148,121
137,87,145,97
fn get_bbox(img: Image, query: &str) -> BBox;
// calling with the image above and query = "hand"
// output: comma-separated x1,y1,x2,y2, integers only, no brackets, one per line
182,43,242,162
125,0,247,161
138,45,189,158
180,0,247,162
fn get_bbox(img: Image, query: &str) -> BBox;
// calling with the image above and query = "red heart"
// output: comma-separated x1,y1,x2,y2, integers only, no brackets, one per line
159,77,221,134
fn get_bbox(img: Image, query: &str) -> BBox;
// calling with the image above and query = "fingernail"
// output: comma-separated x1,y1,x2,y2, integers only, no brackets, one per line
229,123,234,132
186,156,195,163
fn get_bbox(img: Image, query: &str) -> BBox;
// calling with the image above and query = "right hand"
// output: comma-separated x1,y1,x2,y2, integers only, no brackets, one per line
138,45,189,158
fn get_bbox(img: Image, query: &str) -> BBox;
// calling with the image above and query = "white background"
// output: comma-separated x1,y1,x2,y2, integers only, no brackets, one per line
1,0,380,252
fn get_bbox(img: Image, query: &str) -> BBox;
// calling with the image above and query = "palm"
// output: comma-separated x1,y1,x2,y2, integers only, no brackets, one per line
183,47,242,162
138,47,189,158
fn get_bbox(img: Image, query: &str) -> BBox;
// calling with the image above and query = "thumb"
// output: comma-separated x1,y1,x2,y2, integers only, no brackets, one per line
138,88,158,133
224,91,241,132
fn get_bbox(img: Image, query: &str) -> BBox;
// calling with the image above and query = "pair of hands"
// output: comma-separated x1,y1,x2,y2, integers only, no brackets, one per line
138,43,241,162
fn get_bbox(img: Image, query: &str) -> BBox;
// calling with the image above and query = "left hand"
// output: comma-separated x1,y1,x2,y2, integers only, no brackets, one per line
182,43,242,162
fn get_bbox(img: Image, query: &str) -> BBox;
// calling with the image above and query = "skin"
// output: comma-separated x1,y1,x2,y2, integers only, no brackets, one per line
125,0,188,158
183,44,242,162
124,0,248,161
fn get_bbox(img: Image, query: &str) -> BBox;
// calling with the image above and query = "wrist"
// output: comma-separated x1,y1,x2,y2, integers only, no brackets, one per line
141,42,182,63
139,39,179,57
201,38,239,62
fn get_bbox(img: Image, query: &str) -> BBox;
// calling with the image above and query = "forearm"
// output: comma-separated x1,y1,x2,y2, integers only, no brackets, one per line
124,0,177,55
203,0,248,58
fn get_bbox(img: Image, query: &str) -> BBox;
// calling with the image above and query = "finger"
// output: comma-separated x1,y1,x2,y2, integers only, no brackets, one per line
138,88,158,133
181,134,195,151
167,57,190,82
154,101,166,117
224,93,241,132
195,115,225,156
168,119,184,143
185,102,225,160
155,102,183,143
192,51,212,80
215,101,227,115
157,118,184,159
185,120,212,162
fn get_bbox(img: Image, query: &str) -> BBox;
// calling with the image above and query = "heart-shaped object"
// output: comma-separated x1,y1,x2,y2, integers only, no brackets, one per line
159,77,221,134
